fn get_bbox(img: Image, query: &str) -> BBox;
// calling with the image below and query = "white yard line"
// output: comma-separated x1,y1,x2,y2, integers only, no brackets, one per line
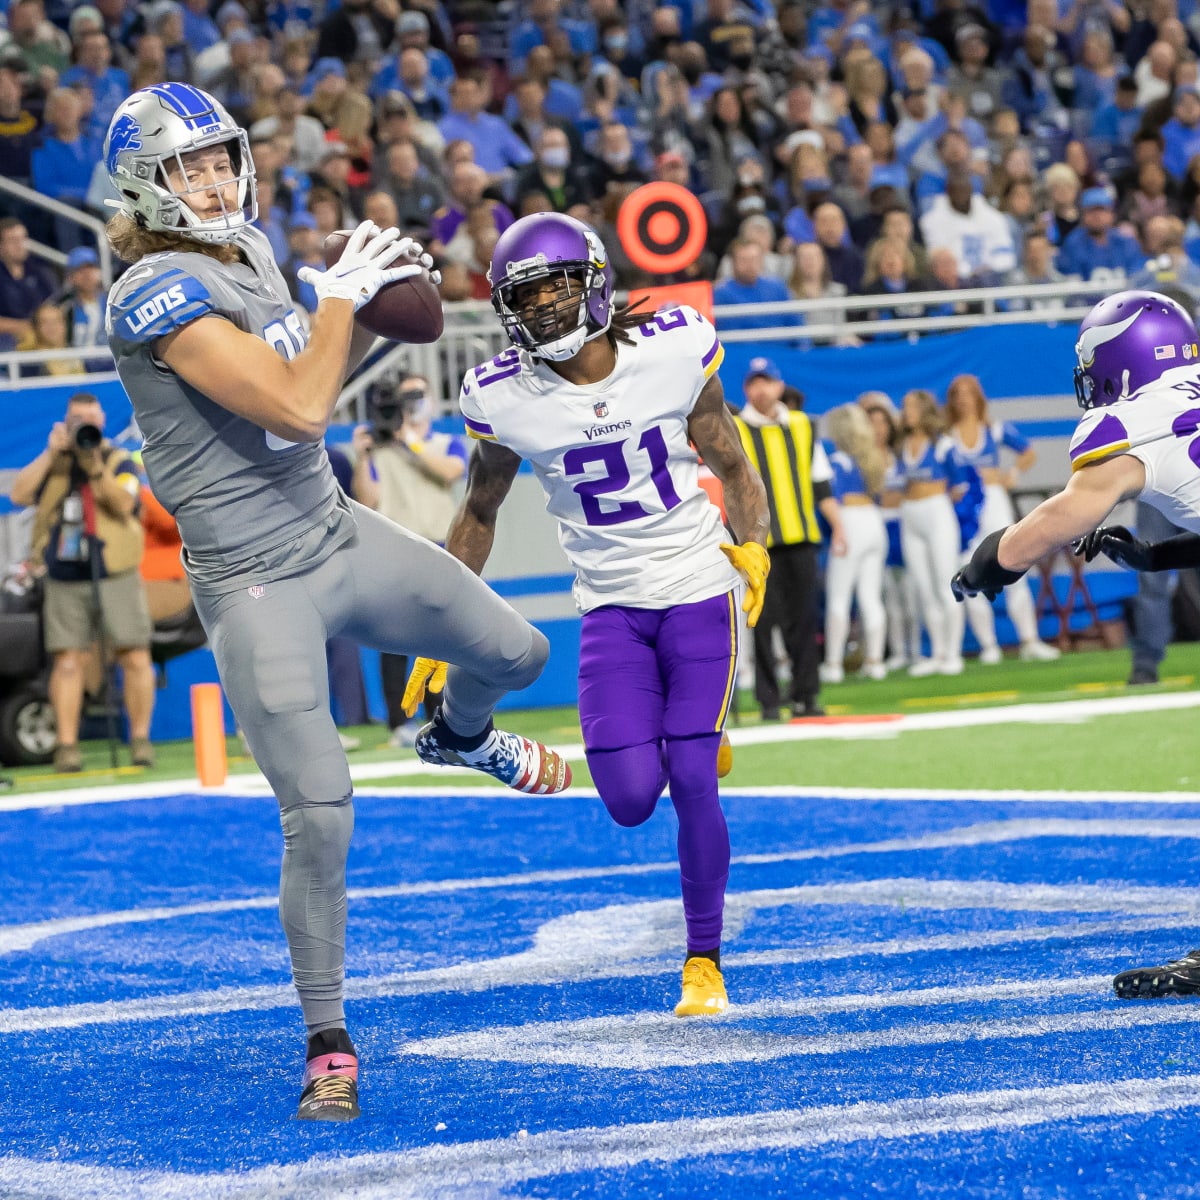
3,1076,1200,1199
6,689,1200,812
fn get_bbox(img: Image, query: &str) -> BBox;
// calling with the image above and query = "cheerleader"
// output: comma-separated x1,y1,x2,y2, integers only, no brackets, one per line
898,388,967,676
858,391,921,670
944,374,1060,662
821,404,889,681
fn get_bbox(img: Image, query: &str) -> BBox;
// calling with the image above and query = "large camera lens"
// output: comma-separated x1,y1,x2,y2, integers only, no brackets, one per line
73,423,102,451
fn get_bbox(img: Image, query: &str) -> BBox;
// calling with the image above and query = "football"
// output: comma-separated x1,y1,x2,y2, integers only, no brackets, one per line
322,229,444,344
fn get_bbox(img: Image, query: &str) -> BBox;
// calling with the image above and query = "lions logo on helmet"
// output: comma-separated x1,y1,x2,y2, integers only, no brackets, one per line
105,113,142,175
488,213,615,362
103,83,257,246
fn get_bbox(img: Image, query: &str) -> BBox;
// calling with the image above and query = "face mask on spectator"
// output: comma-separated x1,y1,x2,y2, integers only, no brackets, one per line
737,168,760,187
737,195,766,215
731,51,754,70
604,149,631,169
540,146,570,169
605,33,628,55
682,64,703,84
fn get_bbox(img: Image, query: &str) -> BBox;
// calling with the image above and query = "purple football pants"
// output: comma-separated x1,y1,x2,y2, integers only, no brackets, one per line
578,589,738,952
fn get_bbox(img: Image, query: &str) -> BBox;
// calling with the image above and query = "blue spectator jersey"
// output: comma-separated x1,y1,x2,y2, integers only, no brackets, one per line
510,16,596,63
1056,227,1145,280
711,276,800,332
61,64,131,143
437,111,534,175
31,134,95,205
1161,117,1200,180
182,5,221,51
502,78,584,125
948,420,1030,470
1091,101,1143,144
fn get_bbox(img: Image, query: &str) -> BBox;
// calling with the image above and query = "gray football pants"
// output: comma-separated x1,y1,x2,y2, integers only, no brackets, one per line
191,502,549,1033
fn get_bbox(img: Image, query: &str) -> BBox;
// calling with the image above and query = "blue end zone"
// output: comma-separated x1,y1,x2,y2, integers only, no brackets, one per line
4,788,1200,1197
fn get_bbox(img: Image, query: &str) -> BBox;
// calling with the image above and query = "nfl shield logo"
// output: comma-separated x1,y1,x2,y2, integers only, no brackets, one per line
594,401,609,419
248,585,265,599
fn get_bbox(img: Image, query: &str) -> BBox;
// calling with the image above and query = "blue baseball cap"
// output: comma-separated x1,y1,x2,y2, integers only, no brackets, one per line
869,164,908,191
66,246,98,270
1080,186,1114,209
311,56,345,82
744,356,782,384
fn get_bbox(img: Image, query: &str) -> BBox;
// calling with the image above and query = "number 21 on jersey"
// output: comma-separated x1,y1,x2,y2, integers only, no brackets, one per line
564,426,683,526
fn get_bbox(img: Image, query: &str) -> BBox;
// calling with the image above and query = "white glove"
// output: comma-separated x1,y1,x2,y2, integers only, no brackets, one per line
390,235,442,286
297,221,431,310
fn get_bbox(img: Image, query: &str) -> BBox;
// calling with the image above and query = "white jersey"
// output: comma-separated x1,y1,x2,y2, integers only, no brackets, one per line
1068,363,1200,533
460,305,740,612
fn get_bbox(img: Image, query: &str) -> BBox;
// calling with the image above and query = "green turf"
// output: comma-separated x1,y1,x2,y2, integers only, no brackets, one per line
8,643,1199,795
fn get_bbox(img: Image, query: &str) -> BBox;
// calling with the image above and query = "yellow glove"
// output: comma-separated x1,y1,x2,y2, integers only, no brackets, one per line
720,541,770,628
402,657,448,718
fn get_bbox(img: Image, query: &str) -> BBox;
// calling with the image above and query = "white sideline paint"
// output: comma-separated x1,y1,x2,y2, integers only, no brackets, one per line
6,817,1200,955
6,689,1200,812
2,1076,1200,1199
5,875,1200,1034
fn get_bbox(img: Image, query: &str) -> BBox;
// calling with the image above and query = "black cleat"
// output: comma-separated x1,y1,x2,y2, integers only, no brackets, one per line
1114,948,1200,998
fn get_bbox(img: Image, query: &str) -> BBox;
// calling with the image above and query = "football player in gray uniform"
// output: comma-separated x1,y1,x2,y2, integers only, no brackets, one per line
103,84,570,1122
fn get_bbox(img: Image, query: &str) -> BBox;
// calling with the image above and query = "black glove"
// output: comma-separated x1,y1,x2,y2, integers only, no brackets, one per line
951,528,1026,603
1073,525,1200,572
1072,525,1153,571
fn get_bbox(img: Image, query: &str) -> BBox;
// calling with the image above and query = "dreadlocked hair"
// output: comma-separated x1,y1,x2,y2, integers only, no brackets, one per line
106,212,240,266
606,295,656,347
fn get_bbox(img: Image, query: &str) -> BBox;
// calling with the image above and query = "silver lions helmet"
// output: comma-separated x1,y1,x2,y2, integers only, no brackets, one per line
103,84,257,244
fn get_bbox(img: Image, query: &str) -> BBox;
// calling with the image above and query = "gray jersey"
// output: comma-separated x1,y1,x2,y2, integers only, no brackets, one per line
106,225,354,589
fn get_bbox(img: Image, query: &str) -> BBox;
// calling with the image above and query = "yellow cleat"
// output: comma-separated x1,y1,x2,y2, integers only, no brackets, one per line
674,956,729,1017
717,730,733,778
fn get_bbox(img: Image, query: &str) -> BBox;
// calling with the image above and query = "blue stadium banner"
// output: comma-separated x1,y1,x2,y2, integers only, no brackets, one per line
718,324,1081,413
0,375,133,471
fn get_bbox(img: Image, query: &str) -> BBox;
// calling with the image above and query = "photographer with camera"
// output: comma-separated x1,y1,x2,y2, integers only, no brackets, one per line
9,392,155,773
352,373,468,748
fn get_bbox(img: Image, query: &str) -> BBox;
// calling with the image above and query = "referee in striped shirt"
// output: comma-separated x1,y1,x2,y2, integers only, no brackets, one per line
734,358,845,720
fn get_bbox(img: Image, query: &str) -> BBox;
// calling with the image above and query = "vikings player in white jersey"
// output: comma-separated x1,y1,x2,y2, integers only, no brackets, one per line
953,288,1200,999
404,213,771,1016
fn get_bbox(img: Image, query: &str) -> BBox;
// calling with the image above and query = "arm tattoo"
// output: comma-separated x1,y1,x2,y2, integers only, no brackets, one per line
444,439,521,575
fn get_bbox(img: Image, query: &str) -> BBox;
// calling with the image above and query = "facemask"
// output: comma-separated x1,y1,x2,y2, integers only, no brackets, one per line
682,64,703,84
605,33,628,55
737,170,759,187
737,195,766,214
731,52,753,70
604,151,631,169
540,147,570,170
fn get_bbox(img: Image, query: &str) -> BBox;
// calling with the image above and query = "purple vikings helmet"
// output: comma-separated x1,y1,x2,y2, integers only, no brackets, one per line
1074,290,1199,409
488,213,614,361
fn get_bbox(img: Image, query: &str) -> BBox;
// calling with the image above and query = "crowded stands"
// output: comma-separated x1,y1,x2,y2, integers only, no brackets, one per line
2,0,1200,335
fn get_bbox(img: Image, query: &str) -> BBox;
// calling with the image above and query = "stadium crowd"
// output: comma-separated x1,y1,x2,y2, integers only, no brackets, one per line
6,0,1200,346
